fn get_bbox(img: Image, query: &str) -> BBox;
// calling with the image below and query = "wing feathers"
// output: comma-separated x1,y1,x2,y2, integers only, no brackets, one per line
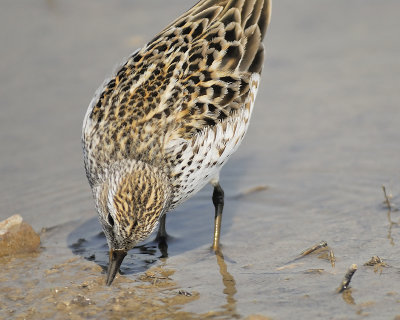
83,0,272,169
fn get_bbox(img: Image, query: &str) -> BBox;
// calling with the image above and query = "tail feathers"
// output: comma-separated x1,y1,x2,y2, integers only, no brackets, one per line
164,0,271,37
165,0,271,74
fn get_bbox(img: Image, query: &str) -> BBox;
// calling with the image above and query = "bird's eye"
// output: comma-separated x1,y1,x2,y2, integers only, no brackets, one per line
107,213,115,227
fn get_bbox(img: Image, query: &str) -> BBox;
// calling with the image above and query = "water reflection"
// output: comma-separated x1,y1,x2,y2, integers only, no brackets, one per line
341,289,356,305
386,209,399,246
382,186,399,246
68,218,160,274
215,249,240,319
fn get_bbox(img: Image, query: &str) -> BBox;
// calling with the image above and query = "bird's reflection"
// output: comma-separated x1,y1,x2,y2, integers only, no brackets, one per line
215,249,240,319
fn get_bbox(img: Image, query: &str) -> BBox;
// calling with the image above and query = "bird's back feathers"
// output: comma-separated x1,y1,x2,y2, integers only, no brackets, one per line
82,0,271,187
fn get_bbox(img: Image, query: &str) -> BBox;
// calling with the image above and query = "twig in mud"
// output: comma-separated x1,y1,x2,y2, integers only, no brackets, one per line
299,240,328,257
336,264,357,293
382,185,392,211
233,185,268,199
284,240,329,265
329,250,336,268
280,240,332,268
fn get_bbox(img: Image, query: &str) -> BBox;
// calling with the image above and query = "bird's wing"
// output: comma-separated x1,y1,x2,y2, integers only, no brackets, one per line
82,0,271,179
153,0,272,141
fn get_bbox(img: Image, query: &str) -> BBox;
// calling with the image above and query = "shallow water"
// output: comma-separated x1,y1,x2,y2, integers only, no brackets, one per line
1,0,400,319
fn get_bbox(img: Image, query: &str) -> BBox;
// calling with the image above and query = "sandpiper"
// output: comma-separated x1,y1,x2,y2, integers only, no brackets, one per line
82,0,272,285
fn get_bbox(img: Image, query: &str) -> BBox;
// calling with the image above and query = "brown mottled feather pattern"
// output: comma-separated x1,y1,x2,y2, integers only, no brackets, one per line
83,0,271,187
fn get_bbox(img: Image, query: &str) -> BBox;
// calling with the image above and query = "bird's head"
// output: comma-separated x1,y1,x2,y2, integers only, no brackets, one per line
94,159,171,285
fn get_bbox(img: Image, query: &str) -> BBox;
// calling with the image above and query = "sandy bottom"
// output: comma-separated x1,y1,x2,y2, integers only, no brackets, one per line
0,216,270,319
1,0,400,319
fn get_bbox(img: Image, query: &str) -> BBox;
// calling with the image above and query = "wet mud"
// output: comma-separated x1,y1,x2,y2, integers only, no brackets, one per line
0,220,254,319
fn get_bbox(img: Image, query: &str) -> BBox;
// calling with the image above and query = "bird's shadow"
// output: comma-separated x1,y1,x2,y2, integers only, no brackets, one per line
67,194,231,276
67,217,163,275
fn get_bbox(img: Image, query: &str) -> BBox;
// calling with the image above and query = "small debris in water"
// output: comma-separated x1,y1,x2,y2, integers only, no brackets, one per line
329,249,336,268
178,290,192,297
300,240,328,257
280,240,333,268
364,256,385,266
364,256,388,273
336,264,358,293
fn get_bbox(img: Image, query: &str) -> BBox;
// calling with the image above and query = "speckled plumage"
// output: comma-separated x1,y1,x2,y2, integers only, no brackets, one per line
82,0,271,284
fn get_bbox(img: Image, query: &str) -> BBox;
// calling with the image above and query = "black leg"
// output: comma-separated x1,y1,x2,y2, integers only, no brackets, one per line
212,182,225,251
156,214,168,257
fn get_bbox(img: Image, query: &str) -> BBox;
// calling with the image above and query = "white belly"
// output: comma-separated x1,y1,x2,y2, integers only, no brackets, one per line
166,74,260,209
